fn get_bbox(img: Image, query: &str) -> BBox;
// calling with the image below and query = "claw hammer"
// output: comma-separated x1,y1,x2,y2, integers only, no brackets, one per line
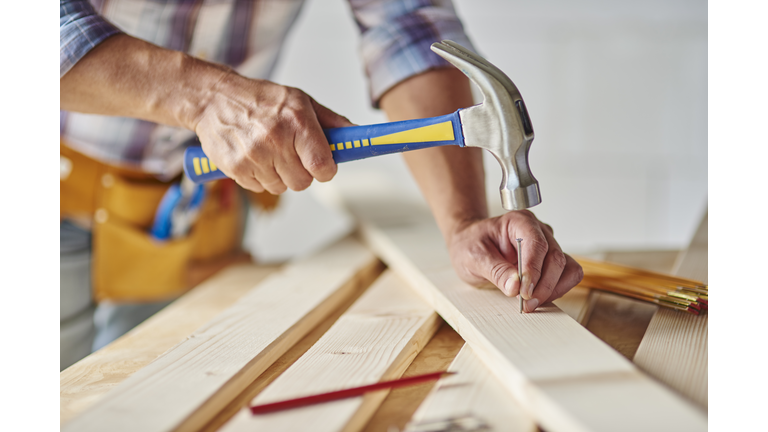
183,40,541,211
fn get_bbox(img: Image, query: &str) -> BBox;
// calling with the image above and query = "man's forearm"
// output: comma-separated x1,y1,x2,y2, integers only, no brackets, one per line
379,68,487,241
60,33,353,194
60,34,228,130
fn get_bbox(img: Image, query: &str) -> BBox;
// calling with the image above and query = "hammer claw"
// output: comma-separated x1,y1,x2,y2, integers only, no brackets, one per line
431,41,541,211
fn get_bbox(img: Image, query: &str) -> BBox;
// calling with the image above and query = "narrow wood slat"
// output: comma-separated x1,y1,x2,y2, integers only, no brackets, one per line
62,237,381,432
220,270,441,432
405,344,536,432
633,212,708,408
60,263,279,424
361,323,465,432
552,286,593,325
198,267,379,432
348,200,706,432
584,292,658,360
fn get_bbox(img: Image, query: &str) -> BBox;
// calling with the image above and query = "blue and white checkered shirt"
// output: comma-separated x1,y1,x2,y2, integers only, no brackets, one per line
60,0,475,178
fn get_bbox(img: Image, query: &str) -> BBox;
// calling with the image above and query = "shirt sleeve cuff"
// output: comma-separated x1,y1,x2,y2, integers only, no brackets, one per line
358,6,477,108
60,0,122,77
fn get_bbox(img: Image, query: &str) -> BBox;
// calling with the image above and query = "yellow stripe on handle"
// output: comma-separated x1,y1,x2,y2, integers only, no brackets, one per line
201,158,210,174
193,158,202,176
209,160,217,171
371,121,454,146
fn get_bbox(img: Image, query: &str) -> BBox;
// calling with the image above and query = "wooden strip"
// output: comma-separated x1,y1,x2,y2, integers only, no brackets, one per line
633,212,708,408
361,322,465,432
198,265,379,432
406,343,537,432
583,292,658,360
62,237,382,432
552,286,593,325
220,270,441,432
557,250,675,361
60,263,279,424
348,200,706,432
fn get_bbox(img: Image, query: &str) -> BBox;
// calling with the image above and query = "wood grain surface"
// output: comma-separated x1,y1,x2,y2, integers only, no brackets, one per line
552,286,593,325
362,322,465,432
634,212,708,408
405,344,537,432
62,237,382,432
564,250,678,361
583,292,658,360
198,261,385,432
60,263,279,424
346,198,707,432
220,270,441,432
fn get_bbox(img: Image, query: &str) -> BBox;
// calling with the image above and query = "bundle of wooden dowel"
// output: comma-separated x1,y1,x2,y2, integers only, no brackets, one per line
574,256,708,315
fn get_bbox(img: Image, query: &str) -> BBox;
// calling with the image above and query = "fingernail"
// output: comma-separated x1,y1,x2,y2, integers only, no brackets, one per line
525,298,539,313
504,278,515,296
521,275,531,299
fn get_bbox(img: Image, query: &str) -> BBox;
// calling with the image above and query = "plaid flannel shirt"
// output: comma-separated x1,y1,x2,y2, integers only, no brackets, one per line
60,0,475,177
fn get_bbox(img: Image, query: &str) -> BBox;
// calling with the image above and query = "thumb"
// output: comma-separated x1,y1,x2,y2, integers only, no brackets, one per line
311,99,355,128
467,247,521,297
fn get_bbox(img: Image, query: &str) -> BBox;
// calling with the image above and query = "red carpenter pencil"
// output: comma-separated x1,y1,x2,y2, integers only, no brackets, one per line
249,371,455,415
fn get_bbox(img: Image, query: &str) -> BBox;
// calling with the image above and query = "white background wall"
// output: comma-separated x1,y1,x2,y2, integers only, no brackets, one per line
266,0,707,254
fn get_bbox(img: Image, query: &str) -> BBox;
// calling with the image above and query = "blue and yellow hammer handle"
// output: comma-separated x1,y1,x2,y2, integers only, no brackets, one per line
183,111,465,183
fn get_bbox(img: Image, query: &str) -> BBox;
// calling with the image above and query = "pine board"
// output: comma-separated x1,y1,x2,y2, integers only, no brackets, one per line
62,237,381,432
406,344,536,432
571,250,676,361
345,198,707,432
360,322,465,432
552,286,593,324
633,212,708,408
583,292,658,360
60,263,279,424
220,270,441,432
197,265,380,432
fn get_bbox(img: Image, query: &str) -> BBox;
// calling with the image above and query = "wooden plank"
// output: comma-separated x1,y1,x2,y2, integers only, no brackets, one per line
633,212,708,408
583,292,658,360
405,344,537,432
571,250,676,360
199,263,379,432
362,322,465,432
62,237,382,432
345,198,707,432
60,262,279,424
552,286,593,325
220,270,441,432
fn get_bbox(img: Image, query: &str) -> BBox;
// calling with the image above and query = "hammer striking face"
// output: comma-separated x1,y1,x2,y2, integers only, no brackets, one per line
183,40,541,211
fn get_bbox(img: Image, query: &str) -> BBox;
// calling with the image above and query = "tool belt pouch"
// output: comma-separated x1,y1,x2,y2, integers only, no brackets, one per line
61,142,247,303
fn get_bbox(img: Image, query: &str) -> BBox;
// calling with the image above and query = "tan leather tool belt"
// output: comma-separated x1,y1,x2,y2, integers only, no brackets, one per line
60,140,261,303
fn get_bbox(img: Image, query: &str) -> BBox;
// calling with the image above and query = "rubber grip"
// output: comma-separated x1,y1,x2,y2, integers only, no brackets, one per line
325,111,464,163
183,110,464,184
183,146,228,183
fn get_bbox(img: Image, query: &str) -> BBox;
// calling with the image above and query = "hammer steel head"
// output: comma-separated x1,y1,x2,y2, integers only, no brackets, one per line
431,41,541,211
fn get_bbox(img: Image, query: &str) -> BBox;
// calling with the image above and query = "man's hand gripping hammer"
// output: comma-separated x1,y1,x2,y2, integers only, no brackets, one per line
183,40,541,211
